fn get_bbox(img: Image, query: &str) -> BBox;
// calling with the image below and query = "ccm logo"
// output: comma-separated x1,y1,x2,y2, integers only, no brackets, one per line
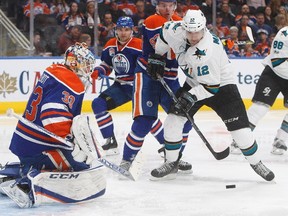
49,174,80,179
223,117,239,123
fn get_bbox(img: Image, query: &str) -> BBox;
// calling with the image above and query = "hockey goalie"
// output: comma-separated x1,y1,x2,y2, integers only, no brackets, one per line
0,42,106,208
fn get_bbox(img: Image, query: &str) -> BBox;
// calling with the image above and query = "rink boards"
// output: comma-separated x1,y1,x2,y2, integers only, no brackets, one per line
0,57,284,114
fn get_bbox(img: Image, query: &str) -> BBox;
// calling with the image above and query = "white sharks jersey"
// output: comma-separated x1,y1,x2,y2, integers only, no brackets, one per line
262,26,288,80
156,21,235,101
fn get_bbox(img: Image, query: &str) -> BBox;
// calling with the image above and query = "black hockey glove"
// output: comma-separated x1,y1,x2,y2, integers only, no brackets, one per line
147,53,166,80
170,89,197,117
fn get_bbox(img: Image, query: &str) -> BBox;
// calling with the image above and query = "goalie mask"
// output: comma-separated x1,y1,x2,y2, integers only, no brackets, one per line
64,42,95,89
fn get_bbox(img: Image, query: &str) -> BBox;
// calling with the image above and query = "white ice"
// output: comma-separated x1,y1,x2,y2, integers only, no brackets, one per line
0,110,288,216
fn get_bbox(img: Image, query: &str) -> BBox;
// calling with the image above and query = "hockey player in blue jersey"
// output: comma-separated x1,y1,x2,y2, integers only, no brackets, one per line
91,16,165,156
0,43,106,208
118,0,193,177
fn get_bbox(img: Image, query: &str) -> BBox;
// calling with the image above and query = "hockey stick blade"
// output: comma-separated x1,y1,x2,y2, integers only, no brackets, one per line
98,158,135,181
246,26,255,43
6,109,136,180
157,77,230,160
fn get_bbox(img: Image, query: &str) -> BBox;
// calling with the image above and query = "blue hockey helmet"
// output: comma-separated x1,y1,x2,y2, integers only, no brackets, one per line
116,16,134,29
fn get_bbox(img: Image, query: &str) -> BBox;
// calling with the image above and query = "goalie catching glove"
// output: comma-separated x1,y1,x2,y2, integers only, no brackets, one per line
147,53,166,80
170,88,197,116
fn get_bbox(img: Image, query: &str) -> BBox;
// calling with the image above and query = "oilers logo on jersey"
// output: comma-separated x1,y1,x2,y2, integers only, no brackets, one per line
112,53,130,74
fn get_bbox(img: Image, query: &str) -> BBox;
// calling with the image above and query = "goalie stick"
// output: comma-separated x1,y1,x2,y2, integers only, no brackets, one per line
103,75,133,86
6,109,139,181
157,77,230,160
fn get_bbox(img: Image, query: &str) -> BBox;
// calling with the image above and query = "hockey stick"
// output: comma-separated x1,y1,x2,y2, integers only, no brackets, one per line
6,109,138,181
157,77,230,160
102,75,133,86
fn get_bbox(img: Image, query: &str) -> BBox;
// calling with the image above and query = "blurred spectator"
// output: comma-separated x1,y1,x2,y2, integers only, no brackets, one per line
108,1,126,23
131,0,149,37
85,0,96,29
23,0,51,32
61,1,86,30
236,14,255,41
246,0,266,11
254,29,270,56
263,6,275,26
272,13,288,33
143,0,156,16
98,11,116,47
235,4,256,25
252,12,273,36
33,32,46,56
182,0,200,14
118,0,137,16
219,2,236,26
242,43,260,57
223,26,241,57
50,0,70,24
213,12,230,39
79,33,96,55
269,0,281,17
23,0,50,17
175,1,186,18
57,25,82,55
278,6,288,21
201,0,213,25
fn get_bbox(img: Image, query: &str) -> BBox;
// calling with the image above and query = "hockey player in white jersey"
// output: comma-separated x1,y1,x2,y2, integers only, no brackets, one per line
231,26,288,155
147,9,275,181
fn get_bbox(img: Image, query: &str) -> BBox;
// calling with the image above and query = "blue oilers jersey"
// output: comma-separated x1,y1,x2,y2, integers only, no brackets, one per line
9,64,85,157
101,37,142,83
138,13,182,80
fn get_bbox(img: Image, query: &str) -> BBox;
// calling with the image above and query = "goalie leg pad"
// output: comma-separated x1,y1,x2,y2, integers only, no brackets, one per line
71,115,104,164
28,165,106,206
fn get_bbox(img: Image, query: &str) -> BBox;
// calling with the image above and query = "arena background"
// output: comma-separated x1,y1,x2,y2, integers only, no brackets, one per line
0,57,284,114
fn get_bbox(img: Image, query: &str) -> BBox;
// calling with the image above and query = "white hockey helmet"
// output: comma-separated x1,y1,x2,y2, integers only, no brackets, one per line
182,9,206,32
64,42,95,88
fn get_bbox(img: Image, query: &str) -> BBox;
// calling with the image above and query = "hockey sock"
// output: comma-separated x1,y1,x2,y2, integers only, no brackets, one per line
150,118,164,145
275,114,288,141
165,140,182,162
247,102,270,128
180,121,192,153
122,116,154,161
95,112,114,139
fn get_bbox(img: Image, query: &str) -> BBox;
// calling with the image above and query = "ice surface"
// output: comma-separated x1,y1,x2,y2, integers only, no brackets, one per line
0,111,288,216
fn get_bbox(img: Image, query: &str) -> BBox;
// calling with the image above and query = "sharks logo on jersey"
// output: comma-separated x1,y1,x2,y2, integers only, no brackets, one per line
193,47,206,60
112,53,130,74
281,30,288,37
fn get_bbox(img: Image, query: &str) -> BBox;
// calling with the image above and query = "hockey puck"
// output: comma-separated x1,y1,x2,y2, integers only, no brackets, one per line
226,184,236,189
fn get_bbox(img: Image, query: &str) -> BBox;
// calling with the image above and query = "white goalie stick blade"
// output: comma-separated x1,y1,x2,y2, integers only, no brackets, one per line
127,150,145,181
100,150,145,181
246,26,255,43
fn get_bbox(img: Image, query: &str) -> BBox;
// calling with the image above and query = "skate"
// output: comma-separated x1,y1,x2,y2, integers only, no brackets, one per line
118,159,133,180
250,161,275,181
230,140,241,155
178,160,192,174
150,160,179,180
158,147,192,173
271,138,287,155
119,159,132,171
1,181,33,208
102,136,119,156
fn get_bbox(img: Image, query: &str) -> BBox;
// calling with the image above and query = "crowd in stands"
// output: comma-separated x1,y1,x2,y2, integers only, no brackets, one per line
5,0,288,57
